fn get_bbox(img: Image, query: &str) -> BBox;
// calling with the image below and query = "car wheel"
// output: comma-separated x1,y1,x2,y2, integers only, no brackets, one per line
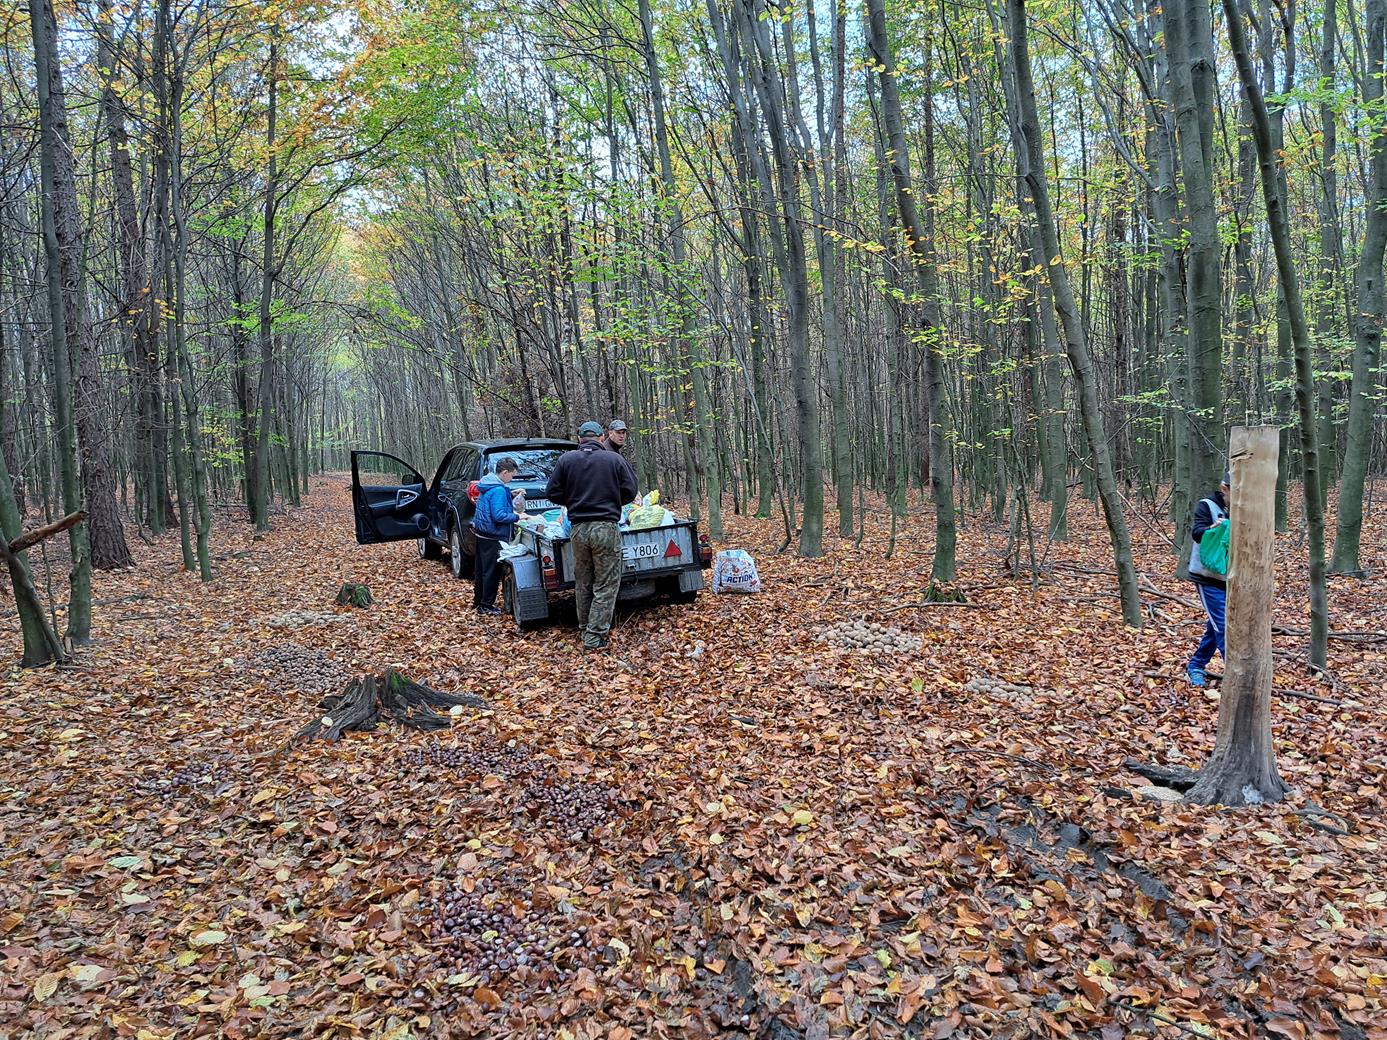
450,525,474,580
418,536,442,561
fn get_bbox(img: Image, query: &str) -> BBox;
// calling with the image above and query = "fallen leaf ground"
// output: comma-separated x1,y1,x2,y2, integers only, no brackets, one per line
2,477,1384,1040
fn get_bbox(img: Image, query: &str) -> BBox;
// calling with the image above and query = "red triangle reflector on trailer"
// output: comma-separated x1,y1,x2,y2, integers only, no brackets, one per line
664,539,682,558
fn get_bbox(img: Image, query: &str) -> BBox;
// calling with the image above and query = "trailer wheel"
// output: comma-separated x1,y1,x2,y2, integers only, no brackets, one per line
503,567,541,630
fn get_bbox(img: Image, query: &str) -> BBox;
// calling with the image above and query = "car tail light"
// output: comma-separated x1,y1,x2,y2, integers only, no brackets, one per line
467,481,482,503
541,554,557,590
664,539,682,559
699,534,709,545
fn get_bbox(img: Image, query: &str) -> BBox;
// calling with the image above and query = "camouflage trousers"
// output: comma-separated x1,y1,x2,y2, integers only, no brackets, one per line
570,521,621,646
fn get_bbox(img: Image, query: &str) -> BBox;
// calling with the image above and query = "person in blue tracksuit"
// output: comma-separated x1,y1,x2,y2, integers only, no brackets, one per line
472,457,527,615
1186,471,1230,686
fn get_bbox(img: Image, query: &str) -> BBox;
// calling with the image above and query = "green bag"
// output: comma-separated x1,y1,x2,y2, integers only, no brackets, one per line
1199,517,1231,577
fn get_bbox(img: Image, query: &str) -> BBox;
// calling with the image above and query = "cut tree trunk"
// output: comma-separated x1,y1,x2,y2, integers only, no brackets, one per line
292,669,487,745
335,583,372,608
1185,426,1287,805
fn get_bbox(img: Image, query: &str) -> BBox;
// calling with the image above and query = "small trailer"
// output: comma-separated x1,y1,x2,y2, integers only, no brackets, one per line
501,519,713,628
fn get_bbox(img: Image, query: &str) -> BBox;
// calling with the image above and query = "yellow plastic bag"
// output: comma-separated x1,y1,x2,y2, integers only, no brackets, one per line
627,504,666,530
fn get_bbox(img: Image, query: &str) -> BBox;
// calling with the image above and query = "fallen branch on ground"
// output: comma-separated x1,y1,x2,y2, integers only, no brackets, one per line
1274,625,1387,644
291,668,487,745
1293,805,1352,836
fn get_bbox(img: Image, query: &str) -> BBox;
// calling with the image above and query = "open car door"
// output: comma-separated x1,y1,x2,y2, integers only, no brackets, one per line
351,451,429,545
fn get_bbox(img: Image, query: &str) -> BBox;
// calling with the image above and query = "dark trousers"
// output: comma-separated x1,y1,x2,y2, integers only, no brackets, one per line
473,536,501,608
1190,583,1226,670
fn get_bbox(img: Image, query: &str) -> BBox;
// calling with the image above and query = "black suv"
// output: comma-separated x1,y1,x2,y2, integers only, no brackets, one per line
351,439,577,579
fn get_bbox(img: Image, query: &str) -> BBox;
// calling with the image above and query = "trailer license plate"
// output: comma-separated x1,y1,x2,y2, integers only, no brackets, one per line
622,542,661,562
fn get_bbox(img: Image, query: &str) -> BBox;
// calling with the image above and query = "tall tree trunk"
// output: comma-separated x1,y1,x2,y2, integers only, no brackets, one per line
1223,0,1329,671
1007,0,1142,627
1331,0,1386,574
736,0,823,557
798,0,853,538
252,33,280,531
98,0,158,543
707,0,777,522
865,0,957,583
30,0,93,643
162,0,213,578
639,0,721,538
1166,0,1224,528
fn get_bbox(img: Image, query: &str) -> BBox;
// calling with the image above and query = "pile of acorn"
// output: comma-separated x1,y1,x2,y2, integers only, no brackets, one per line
517,762,617,836
422,877,596,989
242,642,349,695
401,738,532,778
820,619,922,654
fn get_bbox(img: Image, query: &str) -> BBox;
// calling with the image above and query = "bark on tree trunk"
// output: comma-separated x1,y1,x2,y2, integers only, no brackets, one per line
1186,426,1287,805
0,445,64,666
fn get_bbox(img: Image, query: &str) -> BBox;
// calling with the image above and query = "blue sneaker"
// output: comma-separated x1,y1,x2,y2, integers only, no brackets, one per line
1187,667,1206,688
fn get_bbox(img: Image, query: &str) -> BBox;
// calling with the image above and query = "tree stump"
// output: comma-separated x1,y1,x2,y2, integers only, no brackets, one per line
291,669,487,745
335,583,373,608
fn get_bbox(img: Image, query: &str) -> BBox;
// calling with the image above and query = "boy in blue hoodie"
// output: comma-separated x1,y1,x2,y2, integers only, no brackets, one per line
472,457,527,615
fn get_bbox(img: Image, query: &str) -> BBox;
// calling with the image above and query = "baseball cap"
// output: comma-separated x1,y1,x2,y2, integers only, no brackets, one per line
607,419,628,432
578,421,604,437
1222,470,1231,486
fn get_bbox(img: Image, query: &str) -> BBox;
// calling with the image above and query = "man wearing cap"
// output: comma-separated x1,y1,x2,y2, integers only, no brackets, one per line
603,419,629,455
546,421,639,651
1185,471,1230,687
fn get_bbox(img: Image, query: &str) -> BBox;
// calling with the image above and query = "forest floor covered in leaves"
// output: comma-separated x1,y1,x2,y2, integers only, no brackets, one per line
2,476,1385,1040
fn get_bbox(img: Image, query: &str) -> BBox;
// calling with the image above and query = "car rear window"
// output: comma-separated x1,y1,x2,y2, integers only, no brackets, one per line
483,448,568,481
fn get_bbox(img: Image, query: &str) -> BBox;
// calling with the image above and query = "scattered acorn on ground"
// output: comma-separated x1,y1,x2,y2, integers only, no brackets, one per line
401,738,532,778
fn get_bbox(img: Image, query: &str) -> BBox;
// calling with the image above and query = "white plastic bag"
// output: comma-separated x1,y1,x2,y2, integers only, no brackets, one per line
712,549,762,594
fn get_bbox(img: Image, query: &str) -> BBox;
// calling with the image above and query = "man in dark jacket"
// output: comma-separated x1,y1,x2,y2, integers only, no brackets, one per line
546,422,639,650
1186,471,1230,686
603,418,628,455
471,457,527,615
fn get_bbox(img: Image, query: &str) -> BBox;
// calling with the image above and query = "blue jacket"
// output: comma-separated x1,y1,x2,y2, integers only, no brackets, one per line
471,474,519,541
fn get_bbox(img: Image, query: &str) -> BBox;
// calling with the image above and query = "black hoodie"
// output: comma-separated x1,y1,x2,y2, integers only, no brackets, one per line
545,441,638,523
